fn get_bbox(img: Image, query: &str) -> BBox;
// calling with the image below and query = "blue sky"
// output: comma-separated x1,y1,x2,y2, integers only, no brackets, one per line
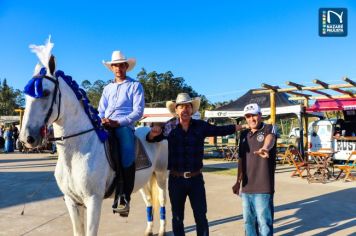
1,0,355,103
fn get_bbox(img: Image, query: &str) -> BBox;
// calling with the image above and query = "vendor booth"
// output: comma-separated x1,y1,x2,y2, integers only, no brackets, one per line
205,89,302,119
204,90,303,159
252,78,355,160
306,98,356,161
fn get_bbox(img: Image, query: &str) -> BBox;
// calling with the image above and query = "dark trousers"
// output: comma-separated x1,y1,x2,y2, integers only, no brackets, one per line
168,174,209,236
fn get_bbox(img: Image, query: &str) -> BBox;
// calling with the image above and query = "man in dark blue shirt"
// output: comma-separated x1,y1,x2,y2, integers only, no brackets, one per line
147,93,244,236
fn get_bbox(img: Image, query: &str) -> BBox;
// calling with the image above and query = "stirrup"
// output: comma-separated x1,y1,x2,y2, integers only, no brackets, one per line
113,201,130,215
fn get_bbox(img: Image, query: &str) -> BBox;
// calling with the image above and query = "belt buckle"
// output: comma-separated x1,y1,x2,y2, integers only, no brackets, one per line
183,172,191,179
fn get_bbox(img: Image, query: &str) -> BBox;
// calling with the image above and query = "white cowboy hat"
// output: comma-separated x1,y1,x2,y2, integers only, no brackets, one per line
166,93,201,116
102,50,136,72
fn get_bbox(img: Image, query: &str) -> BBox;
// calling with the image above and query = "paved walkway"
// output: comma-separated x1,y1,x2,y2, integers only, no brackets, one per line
0,152,355,235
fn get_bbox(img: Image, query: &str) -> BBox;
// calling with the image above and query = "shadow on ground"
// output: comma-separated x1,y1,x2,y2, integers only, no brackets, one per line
0,157,56,164
0,169,61,209
274,188,356,235
166,185,356,235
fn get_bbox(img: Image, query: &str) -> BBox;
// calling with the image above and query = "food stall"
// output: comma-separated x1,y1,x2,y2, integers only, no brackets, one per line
307,98,356,161
252,77,355,159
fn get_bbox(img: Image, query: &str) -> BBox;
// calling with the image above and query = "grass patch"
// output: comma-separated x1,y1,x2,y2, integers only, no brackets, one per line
202,167,237,176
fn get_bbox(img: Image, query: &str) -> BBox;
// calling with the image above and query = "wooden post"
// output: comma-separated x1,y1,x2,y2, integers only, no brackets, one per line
303,99,309,150
280,119,285,136
270,91,276,125
14,109,24,130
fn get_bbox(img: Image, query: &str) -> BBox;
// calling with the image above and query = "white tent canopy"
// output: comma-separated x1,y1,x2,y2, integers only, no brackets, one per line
204,89,303,119
140,108,201,123
205,105,302,118
140,108,173,123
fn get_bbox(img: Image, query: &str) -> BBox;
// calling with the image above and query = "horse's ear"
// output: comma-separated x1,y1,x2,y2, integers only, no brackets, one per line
49,55,56,75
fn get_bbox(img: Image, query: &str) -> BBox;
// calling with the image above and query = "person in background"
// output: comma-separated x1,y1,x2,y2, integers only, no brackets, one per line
98,50,145,215
147,93,245,236
334,127,341,137
0,125,4,137
4,126,14,153
232,103,277,236
0,125,5,151
12,125,19,149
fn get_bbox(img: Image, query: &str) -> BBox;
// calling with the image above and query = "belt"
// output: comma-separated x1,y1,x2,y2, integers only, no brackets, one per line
170,170,202,179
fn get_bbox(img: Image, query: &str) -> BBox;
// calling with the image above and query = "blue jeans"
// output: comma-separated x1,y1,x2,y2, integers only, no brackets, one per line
168,174,209,236
114,126,135,168
241,193,274,236
51,142,57,153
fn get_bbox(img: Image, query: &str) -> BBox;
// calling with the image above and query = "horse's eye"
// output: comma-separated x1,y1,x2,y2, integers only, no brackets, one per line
43,89,50,97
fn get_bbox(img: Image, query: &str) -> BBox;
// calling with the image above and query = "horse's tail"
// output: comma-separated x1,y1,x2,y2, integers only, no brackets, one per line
150,172,160,218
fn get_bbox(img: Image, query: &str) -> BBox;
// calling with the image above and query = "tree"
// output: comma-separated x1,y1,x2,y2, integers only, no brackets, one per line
81,79,109,108
0,78,24,115
79,68,213,112
137,68,210,111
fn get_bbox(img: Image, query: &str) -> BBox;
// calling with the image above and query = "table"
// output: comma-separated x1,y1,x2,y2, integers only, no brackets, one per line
306,151,334,183
217,145,238,161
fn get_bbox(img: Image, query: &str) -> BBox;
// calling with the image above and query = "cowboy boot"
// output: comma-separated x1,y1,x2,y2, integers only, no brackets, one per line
115,163,135,216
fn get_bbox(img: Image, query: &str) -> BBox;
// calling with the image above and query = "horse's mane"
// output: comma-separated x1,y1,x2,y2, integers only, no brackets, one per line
55,70,108,142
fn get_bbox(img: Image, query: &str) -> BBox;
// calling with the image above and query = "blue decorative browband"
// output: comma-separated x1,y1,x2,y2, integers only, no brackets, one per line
24,69,108,143
24,67,47,98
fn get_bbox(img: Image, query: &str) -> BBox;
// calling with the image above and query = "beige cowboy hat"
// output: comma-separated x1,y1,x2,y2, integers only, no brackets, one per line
166,93,201,116
102,50,136,72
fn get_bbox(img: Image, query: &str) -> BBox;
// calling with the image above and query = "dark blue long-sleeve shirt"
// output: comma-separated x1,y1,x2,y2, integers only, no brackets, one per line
146,118,236,172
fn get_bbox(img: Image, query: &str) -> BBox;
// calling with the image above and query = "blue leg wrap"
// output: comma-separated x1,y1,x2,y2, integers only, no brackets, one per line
146,206,153,222
160,206,166,220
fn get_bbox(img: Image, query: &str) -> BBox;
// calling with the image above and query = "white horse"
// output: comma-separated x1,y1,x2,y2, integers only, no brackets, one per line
19,39,168,236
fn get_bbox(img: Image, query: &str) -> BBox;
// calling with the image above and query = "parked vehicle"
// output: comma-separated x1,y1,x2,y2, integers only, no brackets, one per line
308,119,356,161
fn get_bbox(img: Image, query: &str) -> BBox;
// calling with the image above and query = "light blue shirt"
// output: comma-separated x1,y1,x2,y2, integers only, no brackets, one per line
98,76,145,129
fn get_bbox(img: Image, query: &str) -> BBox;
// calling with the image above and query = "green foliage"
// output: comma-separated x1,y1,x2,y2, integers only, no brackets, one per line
0,78,24,115
79,68,211,112
137,68,210,111
324,111,343,119
80,79,109,108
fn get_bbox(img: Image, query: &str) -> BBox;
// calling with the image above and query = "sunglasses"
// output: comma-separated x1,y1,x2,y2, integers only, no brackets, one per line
245,114,258,118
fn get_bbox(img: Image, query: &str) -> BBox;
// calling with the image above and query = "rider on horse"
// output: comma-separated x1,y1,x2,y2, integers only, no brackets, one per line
98,50,145,215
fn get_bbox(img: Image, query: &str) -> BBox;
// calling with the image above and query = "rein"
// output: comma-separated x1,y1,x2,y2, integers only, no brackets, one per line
48,128,95,142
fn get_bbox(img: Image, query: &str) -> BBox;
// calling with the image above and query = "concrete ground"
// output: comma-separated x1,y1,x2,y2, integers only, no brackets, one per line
0,152,355,236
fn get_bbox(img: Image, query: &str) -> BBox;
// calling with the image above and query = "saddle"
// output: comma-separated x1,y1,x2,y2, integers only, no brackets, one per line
103,129,152,199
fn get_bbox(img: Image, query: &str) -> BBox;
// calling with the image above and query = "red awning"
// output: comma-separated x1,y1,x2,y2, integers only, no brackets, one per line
306,98,356,112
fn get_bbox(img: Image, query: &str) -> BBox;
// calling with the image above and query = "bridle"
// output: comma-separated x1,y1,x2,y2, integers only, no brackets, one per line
36,73,95,142
34,74,61,126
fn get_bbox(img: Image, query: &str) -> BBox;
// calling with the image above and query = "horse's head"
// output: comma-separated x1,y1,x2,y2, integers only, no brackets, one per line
20,38,61,148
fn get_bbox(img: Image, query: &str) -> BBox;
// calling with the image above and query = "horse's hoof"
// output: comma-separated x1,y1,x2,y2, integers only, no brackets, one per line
158,232,166,236
144,232,153,236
